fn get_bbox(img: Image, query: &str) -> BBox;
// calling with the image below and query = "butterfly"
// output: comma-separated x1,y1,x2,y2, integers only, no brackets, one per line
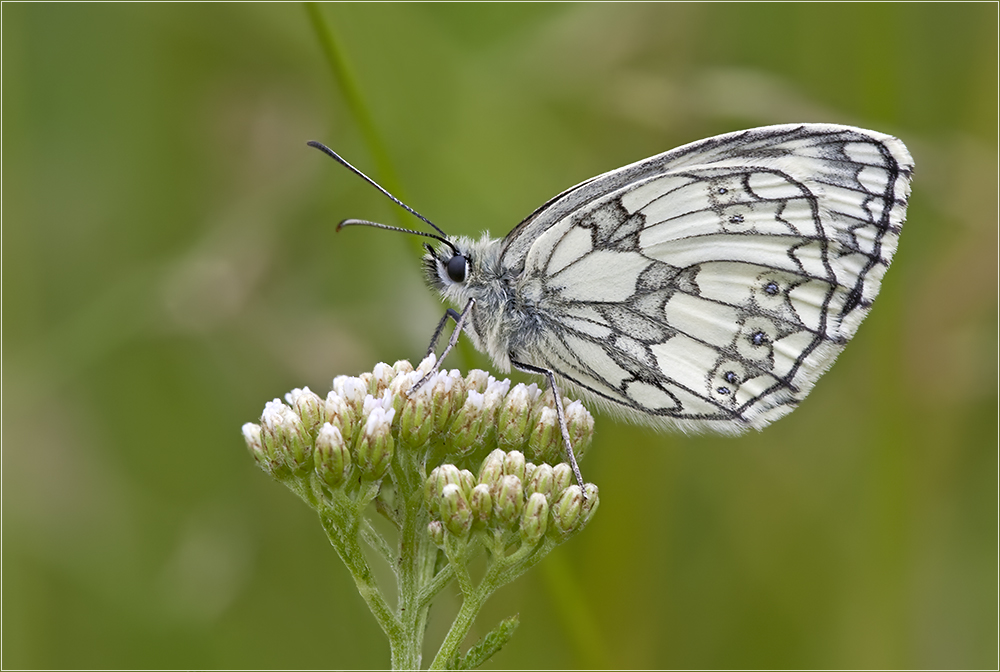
310,123,913,483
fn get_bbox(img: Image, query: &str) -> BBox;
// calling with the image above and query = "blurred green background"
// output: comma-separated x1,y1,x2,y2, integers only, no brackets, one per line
3,3,997,669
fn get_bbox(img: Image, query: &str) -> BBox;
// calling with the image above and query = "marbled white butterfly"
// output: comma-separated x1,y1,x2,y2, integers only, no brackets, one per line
310,124,913,484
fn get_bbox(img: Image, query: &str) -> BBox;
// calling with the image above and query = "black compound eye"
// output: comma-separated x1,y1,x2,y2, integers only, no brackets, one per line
446,255,467,283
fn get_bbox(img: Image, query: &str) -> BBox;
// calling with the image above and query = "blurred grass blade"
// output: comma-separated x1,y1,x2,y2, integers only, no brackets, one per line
304,1,408,224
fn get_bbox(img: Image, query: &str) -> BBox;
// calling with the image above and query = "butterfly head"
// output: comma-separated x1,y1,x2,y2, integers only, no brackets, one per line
424,243,467,287
424,241,468,292
423,234,505,303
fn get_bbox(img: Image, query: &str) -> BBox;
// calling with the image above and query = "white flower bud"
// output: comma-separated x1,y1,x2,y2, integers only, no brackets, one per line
393,359,415,376
495,474,524,527
478,449,505,498
427,520,445,547
325,392,353,434
552,485,584,535
446,390,486,455
440,483,472,537
527,406,561,465
520,492,549,545
551,463,575,495
431,372,458,432
356,407,394,480
497,384,533,450
261,399,310,472
315,423,352,488
564,399,595,460
285,387,324,433
470,484,493,528
525,463,554,502
503,450,526,483
336,376,368,412
242,422,268,470
464,369,491,393
399,380,434,448
371,362,394,396
416,353,436,376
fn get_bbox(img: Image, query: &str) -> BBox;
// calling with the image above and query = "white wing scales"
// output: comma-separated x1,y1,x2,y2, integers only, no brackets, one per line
504,124,913,433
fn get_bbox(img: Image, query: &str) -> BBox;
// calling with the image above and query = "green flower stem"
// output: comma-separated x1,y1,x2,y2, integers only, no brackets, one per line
428,534,559,670
394,476,434,670
417,563,456,611
427,540,547,670
316,497,402,644
429,578,491,671
360,518,395,570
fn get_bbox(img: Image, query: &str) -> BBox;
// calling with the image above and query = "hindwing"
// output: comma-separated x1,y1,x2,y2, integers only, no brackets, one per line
503,124,913,432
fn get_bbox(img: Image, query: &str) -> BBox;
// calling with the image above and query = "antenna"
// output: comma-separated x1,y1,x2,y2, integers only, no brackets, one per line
307,141,451,241
336,218,459,255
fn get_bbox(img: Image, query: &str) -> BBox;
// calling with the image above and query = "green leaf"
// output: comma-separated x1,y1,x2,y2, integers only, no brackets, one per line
449,614,520,670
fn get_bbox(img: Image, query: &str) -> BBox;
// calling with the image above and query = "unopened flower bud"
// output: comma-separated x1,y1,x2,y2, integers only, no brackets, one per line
496,384,532,450
426,464,461,516
551,462,575,495
564,400,594,460
526,406,561,465
261,399,311,472
415,354,437,379
425,468,439,513
519,492,549,546
525,463,554,502
439,483,472,537
399,385,434,448
314,423,352,488
430,372,459,433
469,484,493,528
478,450,505,497
260,399,290,458
242,422,268,471
387,371,418,417
551,485,584,535
358,371,374,394
523,462,536,482
458,469,477,501
503,450,526,483
335,376,368,413
436,464,463,490
371,362,395,397
356,407,394,480
324,392,352,434
286,387,324,434
580,484,599,527
481,378,511,426
393,359,414,376
446,390,486,455
464,369,490,393
361,391,391,418
495,474,524,527
427,520,445,547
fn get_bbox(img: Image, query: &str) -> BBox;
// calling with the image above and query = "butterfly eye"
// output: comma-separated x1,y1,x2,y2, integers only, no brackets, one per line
446,255,467,283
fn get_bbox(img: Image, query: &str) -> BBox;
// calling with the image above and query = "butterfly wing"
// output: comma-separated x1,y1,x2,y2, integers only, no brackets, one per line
502,124,913,433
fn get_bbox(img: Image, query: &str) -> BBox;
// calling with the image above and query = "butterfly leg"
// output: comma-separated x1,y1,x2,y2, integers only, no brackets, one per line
408,297,476,396
425,307,464,358
510,360,587,495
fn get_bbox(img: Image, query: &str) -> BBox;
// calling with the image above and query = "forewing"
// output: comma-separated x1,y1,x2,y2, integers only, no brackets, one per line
505,124,913,433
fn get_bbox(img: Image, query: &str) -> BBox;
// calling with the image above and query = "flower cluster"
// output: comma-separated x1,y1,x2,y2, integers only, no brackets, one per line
426,450,598,548
241,356,596,489
240,356,599,670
